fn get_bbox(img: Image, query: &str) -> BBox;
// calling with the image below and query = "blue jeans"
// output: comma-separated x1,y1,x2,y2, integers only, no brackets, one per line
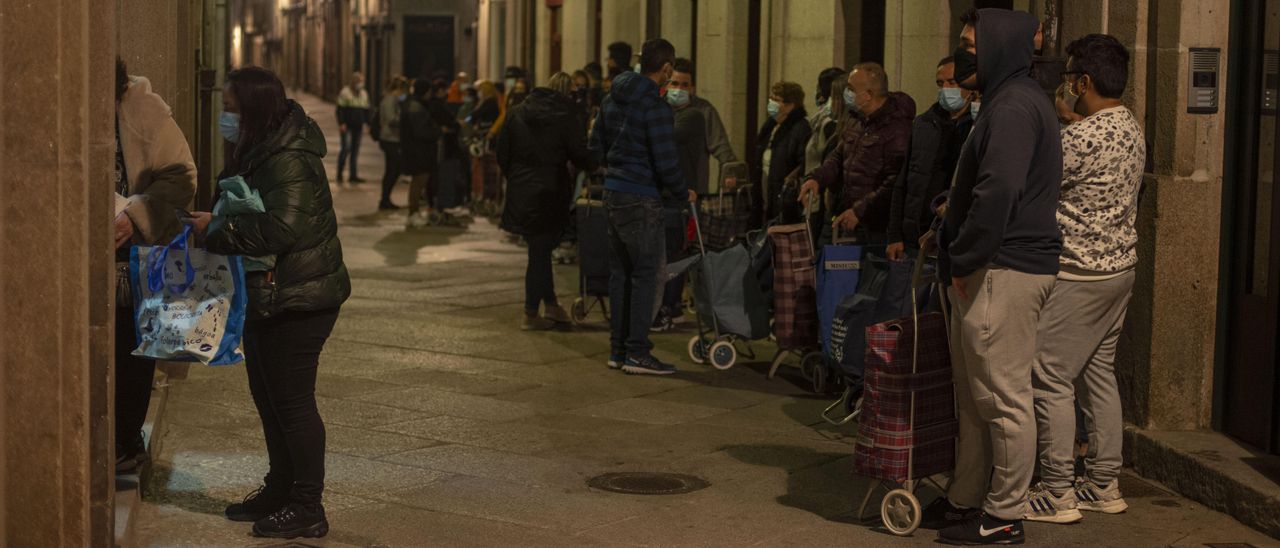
605,191,665,357
337,125,363,180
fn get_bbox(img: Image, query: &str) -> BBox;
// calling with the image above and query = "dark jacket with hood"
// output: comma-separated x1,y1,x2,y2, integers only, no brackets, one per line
808,91,915,235
207,101,351,319
400,93,458,175
889,102,972,248
752,106,811,222
939,8,1063,280
497,87,595,235
588,71,686,199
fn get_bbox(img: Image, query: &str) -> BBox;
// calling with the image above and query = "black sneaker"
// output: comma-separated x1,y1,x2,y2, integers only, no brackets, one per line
921,497,981,530
378,201,401,211
650,314,675,332
114,437,149,475
350,176,366,183
938,513,1025,545
621,354,677,376
251,502,329,539
225,484,289,522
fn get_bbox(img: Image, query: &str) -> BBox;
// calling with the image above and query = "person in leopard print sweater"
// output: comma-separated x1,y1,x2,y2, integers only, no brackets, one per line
1025,34,1147,526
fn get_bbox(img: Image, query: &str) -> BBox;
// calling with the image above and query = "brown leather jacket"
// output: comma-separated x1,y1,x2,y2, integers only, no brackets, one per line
808,91,915,234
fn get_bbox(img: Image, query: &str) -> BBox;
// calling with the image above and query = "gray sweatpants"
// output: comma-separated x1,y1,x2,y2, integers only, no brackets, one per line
1032,271,1135,494
946,266,1055,520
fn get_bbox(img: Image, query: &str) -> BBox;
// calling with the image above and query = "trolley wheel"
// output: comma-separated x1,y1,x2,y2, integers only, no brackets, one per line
811,363,829,394
571,298,588,325
800,351,824,381
881,488,922,537
687,336,708,365
709,341,737,370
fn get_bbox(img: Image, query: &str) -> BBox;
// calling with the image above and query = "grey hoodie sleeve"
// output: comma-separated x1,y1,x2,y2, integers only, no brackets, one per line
702,102,738,164
946,106,1037,278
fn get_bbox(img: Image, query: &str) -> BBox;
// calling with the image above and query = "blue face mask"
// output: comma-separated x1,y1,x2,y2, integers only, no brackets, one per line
666,88,690,107
766,99,781,119
843,88,858,110
219,111,241,143
938,87,967,112
969,101,981,119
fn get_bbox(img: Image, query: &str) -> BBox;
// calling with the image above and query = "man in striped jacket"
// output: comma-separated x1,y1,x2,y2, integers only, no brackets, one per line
589,38,695,376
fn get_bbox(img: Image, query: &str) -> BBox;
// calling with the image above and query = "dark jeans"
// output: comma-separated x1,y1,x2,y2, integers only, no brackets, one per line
525,231,560,313
338,126,363,180
661,206,687,316
115,303,156,456
243,307,340,505
379,140,401,205
605,191,665,357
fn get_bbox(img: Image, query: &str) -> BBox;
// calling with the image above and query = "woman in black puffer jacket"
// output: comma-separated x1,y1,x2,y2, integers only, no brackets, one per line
497,72,595,330
188,67,349,540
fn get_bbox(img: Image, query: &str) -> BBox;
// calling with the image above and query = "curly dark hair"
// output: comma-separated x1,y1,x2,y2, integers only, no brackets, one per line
1065,34,1130,99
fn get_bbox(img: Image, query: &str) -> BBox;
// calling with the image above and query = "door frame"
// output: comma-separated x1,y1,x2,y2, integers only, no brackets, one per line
1218,0,1280,454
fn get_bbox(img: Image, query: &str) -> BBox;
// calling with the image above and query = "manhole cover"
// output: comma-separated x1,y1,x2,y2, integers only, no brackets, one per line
587,472,710,495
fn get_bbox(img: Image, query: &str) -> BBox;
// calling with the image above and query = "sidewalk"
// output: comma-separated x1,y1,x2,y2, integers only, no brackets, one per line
131,92,1277,547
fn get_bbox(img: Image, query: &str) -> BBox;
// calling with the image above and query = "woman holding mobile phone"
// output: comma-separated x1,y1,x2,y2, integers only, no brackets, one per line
184,66,349,540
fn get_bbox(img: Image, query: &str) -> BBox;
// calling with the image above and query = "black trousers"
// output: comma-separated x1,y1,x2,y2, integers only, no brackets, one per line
380,140,402,205
243,307,340,505
115,303,156,456
525,231,560,313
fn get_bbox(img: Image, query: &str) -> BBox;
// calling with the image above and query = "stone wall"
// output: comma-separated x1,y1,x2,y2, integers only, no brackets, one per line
1,0,116,544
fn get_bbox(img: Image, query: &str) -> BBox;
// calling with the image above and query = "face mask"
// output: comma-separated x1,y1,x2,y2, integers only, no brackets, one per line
969,101,981,119
218,111,241,143
953,47,979,88
766,99,781,119
634,63,642,73
843,88,858,110
666,88,690,107
504,78,516,92
354,82,364,92
938,87,967,112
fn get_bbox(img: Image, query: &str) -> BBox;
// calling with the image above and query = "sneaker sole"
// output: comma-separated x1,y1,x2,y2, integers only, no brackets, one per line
621,364,675,376
937,538,1025,546
1079,499,1127,514
225,510,273,523
252,519,329,539
1023,508,1084,524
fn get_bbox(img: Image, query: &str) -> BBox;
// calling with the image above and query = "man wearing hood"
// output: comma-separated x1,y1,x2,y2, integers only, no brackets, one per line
923,8,1063,545
589,38,694,376
799,62,915,242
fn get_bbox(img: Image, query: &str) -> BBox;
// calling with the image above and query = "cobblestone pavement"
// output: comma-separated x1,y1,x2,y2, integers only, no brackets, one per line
132,92,1277,547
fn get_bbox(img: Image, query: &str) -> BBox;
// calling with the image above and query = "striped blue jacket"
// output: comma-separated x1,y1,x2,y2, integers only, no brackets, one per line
588,71,686,198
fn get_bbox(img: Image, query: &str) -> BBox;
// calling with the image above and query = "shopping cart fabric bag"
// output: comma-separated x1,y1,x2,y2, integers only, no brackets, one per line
129,225,247,365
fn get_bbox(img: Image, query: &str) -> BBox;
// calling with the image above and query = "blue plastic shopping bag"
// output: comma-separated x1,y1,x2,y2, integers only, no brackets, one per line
816,243,864,355
129,225,247,365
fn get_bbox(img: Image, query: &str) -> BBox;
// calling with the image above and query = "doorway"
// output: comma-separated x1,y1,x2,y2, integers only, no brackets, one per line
1221,0,1280,454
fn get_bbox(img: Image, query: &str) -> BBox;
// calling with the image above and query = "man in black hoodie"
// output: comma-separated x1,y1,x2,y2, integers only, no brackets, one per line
924,8,1063,545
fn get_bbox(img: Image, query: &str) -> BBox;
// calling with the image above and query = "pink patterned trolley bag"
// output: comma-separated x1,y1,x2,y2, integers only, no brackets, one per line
851,253,957,537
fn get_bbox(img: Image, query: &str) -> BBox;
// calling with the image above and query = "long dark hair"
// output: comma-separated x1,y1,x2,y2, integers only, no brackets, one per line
226,67,291,162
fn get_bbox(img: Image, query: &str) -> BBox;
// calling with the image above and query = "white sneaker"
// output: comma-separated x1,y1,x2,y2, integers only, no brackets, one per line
445,206,472,218
1075,479,1128,514
1023,482,1084,524
406,211,429,228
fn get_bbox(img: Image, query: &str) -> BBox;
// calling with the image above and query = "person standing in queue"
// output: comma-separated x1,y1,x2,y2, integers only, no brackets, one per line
497,72,596,330
184,66,351,540
921,9,1064,545
589,38,696,376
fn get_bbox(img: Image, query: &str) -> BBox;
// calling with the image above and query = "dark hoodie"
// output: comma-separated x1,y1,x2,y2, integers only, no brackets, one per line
588,71,686,199
808,91,915,234
939,8,1063,280
497,87,595,235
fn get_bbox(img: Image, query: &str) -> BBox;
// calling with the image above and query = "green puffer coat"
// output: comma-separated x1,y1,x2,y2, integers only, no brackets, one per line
207,101,351,319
